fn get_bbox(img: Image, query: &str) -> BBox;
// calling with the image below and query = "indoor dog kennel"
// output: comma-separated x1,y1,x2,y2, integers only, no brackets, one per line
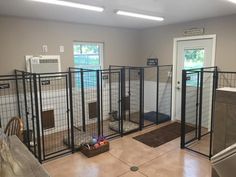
0,65,172,162
181,66,236,158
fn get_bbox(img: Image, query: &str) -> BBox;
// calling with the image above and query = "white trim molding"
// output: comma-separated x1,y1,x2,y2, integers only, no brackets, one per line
171,34,217,120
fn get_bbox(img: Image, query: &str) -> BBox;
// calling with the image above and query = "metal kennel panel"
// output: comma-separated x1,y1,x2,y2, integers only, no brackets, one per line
142,65,172,127
37,73,71,161
127,67,143,132
0,75,22,129
217,71,236,88
143,66,158,127
101,69,122,138
15,70,41,160
69,68,100,150
181,67,217,158
158,65,172,122
181,69,200,146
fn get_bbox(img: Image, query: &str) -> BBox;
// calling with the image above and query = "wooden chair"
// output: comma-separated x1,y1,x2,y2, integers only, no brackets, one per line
4,117,24,140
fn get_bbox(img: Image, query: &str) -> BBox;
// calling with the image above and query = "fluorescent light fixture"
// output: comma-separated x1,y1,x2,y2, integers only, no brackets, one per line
30,0,104,12
227,0,236,3
116,10,164,21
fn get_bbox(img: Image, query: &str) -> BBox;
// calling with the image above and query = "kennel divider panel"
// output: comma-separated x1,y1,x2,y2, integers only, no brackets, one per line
37,73,72,161
0,75,22,129
73,70,99,145
124,68,142,133
158,65,173,123
143,66,158,127
181,67,217,158
15,70,40,159
101,69,122,138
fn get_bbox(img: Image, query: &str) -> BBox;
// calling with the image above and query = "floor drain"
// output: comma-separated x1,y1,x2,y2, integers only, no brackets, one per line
130,166,139,172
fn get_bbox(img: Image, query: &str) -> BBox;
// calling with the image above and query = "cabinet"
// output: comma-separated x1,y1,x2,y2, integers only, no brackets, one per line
212,88,236,177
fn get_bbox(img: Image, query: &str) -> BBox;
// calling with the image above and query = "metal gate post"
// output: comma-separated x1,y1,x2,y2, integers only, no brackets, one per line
80,69,86,132
14,70,21,117
156,66,160,124
109,66,112,113
68,70,75,153
198,68,204,140
120,68,126,137
209,67,218,158
139,68,144,130
22,72,30,149
181,70,187,149
96,70,101,136
33,74,42,163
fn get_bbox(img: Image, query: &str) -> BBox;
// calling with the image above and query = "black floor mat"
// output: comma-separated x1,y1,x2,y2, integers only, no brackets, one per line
133,122,194,148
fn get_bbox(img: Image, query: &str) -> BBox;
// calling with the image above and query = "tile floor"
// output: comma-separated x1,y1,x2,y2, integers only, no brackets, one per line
43,121,212,177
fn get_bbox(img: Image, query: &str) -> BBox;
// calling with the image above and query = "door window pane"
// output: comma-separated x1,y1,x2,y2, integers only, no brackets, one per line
184,48,204,70
184,48,205,86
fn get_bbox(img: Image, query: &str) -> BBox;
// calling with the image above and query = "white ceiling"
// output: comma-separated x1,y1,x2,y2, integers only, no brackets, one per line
0,0,236,29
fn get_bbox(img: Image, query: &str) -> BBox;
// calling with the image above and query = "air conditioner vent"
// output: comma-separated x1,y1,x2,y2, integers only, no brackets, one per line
39,59,59,64
25,55,61,73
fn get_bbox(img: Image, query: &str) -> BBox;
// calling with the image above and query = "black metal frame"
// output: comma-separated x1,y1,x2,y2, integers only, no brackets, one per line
181,66,224,158
109,65,173,128
0,64,173,163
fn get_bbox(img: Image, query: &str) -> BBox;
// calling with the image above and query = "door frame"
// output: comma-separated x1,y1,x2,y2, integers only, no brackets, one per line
171,34,217,120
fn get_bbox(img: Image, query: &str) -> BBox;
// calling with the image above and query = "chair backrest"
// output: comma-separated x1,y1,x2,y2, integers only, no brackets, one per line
4,117,24,140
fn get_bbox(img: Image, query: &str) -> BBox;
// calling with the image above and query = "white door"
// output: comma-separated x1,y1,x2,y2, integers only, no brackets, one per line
175,38,215,120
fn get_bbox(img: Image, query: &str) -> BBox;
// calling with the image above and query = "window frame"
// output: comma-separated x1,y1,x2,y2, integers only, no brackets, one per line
73,41,104,70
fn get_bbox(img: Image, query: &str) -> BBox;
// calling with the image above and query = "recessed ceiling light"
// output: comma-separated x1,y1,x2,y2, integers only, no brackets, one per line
116,10,164,21
227,0,236,3
29,0,104,12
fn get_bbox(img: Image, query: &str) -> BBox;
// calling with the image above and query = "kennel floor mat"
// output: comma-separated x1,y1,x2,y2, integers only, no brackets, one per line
144,111,171,124
109,120,139,133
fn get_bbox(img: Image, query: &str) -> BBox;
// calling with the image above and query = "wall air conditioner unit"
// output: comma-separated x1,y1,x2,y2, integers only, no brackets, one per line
25,55,61,74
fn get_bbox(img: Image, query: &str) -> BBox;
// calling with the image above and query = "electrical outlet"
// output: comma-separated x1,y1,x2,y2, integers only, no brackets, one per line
42,45,48,53
59,45,64,53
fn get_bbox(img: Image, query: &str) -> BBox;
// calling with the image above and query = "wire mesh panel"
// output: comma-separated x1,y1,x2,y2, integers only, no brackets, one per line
70,69,99,150
0,75,21,130
184,70,199,144
108,66,142,134
181,67,217,158
127,68,142,131
218,71,236,88
158,66,172,124
0,72,41,160
15,71,40,159
143,67,158,127
0,65,174,162
100,69,121,138
37,73,71,161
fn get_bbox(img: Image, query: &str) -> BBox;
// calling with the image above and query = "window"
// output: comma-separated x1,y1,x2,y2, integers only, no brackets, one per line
184,48,204,70
184,48,205,86
73,42,103,70
73,42,103,88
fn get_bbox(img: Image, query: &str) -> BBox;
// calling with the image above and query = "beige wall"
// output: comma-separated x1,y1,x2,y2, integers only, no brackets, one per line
1,14,236,75
0,16,141,75
140,14,236,71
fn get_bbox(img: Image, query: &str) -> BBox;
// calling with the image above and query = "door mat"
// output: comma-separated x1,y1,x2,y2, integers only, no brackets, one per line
133,122,194,148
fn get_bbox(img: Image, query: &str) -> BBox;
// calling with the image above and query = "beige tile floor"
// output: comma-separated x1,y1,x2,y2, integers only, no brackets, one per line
43,122,212,177
188,134,210,156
